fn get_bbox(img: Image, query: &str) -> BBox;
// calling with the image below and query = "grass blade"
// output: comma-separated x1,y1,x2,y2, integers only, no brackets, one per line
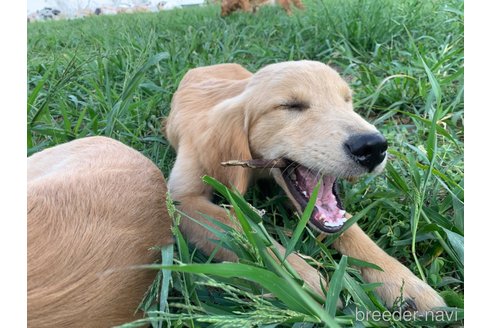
284,180,321,259
324,255,347,317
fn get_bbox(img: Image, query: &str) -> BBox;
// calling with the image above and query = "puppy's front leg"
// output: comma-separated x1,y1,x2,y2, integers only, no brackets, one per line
177,195,240,262
270,239,327,297
333,222,446,311
176,195,328,297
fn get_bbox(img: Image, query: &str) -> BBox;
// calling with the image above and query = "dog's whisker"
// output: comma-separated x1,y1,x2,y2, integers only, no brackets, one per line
316,168,323,183
279,160,298,176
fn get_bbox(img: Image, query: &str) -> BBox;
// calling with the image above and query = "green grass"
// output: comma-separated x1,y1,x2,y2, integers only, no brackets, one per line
27,0,464,326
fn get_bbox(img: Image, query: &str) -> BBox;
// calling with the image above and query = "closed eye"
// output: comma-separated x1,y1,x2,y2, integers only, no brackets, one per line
279,100,310,111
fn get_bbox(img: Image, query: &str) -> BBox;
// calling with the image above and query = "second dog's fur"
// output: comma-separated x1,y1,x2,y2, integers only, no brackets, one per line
221,0,304,16
28,137,172,327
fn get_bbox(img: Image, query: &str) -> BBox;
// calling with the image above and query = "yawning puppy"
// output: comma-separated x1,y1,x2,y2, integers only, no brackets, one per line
164,60,445,312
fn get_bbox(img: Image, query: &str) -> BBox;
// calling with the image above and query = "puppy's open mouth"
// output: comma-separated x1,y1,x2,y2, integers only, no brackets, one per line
221,158,347,233
281,160,346,233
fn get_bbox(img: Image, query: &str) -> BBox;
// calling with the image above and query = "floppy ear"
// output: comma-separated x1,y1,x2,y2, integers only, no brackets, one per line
198,90,253,195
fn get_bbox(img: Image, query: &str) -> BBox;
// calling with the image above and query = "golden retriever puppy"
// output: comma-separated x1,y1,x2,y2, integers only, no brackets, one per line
164,60,446,311
27,137,172,327
221,0,303,16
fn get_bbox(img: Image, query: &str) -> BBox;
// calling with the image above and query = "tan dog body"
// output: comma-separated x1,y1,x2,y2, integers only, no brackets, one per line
27,137,172,327
221,0,304,16
166,61,445,311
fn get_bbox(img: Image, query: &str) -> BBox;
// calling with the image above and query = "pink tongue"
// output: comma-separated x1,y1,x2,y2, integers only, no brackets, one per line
296,167,345,225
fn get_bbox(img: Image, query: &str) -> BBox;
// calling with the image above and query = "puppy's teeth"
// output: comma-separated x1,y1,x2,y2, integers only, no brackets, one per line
323,221,341,228
329,219,344,228
301,191,308,197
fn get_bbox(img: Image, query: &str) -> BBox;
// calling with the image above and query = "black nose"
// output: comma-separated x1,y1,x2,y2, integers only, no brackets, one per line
344,133,388,172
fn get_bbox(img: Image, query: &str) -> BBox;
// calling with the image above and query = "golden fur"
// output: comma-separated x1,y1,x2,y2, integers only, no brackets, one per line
27,61,445,328
221,0,304,16
27,137,172,327
165,60,446,311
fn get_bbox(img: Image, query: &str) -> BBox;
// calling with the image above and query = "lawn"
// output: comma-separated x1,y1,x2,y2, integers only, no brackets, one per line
27,0,464,326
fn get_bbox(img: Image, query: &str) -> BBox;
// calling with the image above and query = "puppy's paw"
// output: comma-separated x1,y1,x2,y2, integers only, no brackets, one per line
397,275,446,312
395,298,417,313
364,265,446,313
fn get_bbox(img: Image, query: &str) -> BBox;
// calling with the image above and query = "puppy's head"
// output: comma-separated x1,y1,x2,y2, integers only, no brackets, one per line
240,61,387,233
